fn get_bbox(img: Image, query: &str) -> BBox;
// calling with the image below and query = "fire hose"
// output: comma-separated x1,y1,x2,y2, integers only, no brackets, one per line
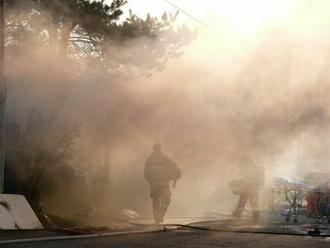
0,221,329,245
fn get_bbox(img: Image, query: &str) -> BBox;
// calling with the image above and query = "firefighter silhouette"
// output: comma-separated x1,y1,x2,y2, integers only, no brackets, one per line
144,144,181,224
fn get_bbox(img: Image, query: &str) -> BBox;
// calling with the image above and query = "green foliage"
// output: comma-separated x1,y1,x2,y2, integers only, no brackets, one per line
102,11,194,76
22,109,80,209
23,109,78,165
5,0,194,77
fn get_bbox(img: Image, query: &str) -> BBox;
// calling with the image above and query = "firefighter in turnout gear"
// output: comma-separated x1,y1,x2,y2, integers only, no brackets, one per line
144,144,181,224
232,155,264,224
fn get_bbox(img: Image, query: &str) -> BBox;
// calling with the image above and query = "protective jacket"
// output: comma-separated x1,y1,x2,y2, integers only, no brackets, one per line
144,152,181,198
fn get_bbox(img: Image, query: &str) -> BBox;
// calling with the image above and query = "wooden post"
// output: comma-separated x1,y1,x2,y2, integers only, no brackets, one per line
0,0,6,193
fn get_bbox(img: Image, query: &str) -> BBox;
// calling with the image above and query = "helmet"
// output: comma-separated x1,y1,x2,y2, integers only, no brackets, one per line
153,144,161,152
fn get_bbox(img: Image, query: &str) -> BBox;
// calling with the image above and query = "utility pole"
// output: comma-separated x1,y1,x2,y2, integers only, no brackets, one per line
0,0,6,193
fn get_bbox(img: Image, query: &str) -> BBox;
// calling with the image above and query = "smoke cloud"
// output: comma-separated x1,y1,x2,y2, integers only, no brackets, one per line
5,1,330,222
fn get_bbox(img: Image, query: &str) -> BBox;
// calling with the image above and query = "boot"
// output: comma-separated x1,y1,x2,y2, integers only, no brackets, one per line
232,210,242,219
153,209,162,224
252,211,260,224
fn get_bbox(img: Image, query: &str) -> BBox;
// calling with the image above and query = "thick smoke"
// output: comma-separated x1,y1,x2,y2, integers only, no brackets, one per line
5,1,330,222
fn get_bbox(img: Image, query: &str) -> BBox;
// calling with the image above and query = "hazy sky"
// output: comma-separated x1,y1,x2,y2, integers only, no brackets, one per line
120,0,299,34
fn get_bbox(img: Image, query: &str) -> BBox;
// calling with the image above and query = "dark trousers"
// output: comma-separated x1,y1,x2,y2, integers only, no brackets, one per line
152,196,171,224
234,186,259,222
320,194,330,217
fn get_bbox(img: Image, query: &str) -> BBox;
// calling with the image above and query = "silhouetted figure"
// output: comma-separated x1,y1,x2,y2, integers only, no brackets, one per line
232,155,264,224
144,144,181,224
320,182,330,223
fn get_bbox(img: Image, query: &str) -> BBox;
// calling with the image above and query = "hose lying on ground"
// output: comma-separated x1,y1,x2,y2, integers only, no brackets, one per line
1,220,329,245
162,223,330,237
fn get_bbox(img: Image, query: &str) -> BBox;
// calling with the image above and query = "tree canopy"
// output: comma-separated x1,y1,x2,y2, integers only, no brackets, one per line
6,0,194,78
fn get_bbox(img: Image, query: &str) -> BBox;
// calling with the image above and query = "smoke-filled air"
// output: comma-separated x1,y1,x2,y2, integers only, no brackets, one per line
4,0,330,226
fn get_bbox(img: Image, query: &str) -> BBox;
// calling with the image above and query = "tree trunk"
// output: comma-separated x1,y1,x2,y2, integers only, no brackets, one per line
0,0,6,193
48,23,59,60
59,22,74,61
